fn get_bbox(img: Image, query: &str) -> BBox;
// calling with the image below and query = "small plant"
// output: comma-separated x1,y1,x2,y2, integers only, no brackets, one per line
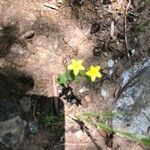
43,113,64,130
136,21,150,33
78,111,150,147
57,59,102,86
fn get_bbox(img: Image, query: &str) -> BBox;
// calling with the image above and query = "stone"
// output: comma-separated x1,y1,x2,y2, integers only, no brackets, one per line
112,59,150,137
19,96,31,112
20,30,35,39
28,121,39,134
102,68,109,75
11,44,27,55
131,49,136,56
79,87,89,93
101,80,116,100
57,0,64,4
120,58,150,87
109,68,113,76
75,130,83,139
84,95,92,103
107,59,115,68
0,116,26,149
0,100,15,121
101,88,108,98
8,44,31,63
57,86,63,94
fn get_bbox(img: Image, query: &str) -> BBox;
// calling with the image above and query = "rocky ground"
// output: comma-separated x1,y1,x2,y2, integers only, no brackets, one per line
0,0,150,150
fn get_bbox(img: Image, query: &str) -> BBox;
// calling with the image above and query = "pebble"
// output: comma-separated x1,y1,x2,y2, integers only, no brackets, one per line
57,86,63,94
109,68,113,75
79,87,89,93
84,95,92,103
101,88,108,98
75,130,83,139
131,49,136,56
103,52,109,57
134,37,138,44
102,68,109,75
28,121,39,134
20,30,35,39
107,59,115,68
11,44,26,55
95,7,98,10
57,0,64,4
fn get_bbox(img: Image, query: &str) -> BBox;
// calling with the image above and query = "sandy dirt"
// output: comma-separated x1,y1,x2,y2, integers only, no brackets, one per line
0,0,149,149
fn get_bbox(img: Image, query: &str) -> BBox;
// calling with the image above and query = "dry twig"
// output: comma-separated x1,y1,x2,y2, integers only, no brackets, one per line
33,100,37,121
52,75,59,114
44,3,59,10
124,0,131,59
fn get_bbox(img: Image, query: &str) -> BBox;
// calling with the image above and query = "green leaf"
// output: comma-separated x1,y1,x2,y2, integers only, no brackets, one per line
97,123,114,133
116,130,138,140
79,70,86,76
99,111,121,119
81,112,97,117
141,137,150,147
74,75,80,83
57,74,68,85
80,111,120,120
57,70,75,85
65,70,74,81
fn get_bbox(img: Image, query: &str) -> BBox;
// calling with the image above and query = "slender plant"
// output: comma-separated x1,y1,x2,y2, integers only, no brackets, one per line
78,111,150,147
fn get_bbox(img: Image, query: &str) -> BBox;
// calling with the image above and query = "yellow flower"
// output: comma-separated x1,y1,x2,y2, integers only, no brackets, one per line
86,66,102,81
68,59,85,76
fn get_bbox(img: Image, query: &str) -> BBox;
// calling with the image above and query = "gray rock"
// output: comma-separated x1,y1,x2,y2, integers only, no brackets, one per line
120,58,150,87
112,59,150,137
0,116,26,150
11,44,26,55
28,121,38,134
0,100,15,121
20,96,31,112
107,59,115,68
79,87,89,93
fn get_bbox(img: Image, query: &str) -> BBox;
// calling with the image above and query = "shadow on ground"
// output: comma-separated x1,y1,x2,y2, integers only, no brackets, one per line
0,22,20,58
0,67,65,150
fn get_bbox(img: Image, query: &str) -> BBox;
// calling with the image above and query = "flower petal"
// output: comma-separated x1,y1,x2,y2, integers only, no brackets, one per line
68,64,73,70
72,59,76,64
80,65,85,70
78,59,83,64
91,75,96,81
96,72,102,78
95,66,100,71
86,71,90,76
74,69,79,76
